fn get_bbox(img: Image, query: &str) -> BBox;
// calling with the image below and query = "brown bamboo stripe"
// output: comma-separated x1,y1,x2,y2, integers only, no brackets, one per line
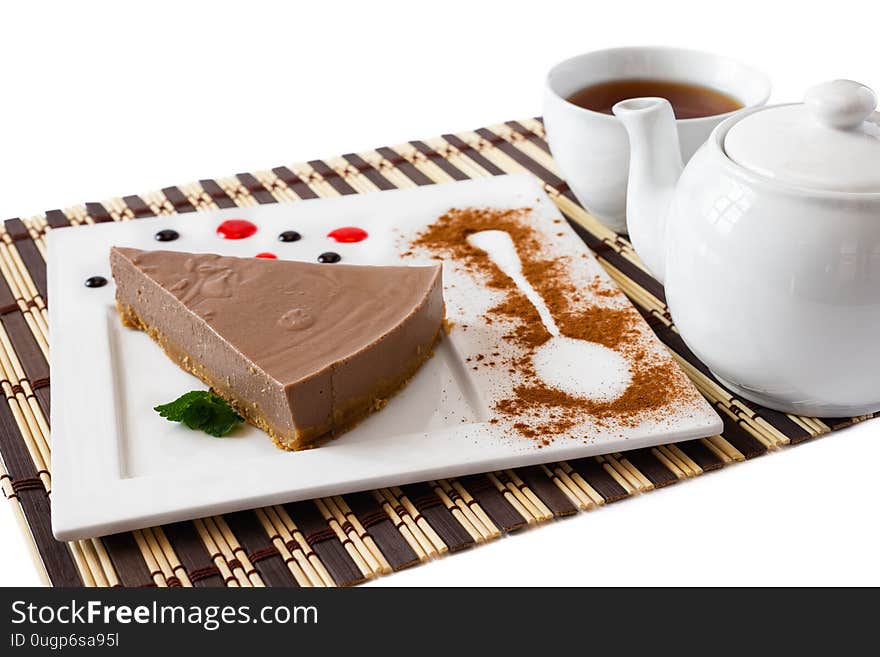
441,482,499,538
568,458,630,503
4,219,47,302
253,508,316,586
324,497,388,574
216,177,255,208
44,209,72,228
753,406,816,443
84,203,113,224
381,146,433,183
32,385,49,422
676,439,726,472
655,445,694,478
593,456,633,495
4,219,30,241
236,173,277,205
623,449,679,488
307,160,357,196
160,186,197,214
399,483,474,552
342,153,396,191
161,522,225,587
2,319,47,389
409,141,471,181
2,308,49,386
515,465,578,517
331,156,395,195
399,143,471,186
193,518,246,587
477,124,565,181
3,409,45,485
715,411,767,460
342,491,419,571
455,475,528,533
609,454,648,490
432,480,493,541
475,127,571,195
818,416,856,431
313,498,378,576
375,147,433,187
441,134,505,176
102,533,155,587
269,505,334,586
284,501,365,586
540,464,587,508
600,250,667,306
99,200,125,223
482,472,534,523
223,511,297,587
0,274,17,316
176,183,210,212
495,123,561,179
506,120,552,154
495,470,552,522
607,454,650,492
823,416,851,430
1,312,48,387
0,396,38,481
198,180,237,209
383,487,444,555
121,196,155,218
271,167,320,200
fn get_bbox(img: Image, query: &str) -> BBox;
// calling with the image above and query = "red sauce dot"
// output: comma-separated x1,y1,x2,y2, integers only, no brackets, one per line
255,252,277,259
217,219,257,239
327,226,368,243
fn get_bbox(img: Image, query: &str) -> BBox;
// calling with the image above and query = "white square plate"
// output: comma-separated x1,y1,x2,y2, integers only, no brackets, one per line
49,175,721,540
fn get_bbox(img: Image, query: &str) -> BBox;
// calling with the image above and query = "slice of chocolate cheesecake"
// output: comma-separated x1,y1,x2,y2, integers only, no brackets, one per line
110,247,444,450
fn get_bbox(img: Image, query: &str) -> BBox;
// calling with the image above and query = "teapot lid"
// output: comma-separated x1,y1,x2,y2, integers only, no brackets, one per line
724,80,880,193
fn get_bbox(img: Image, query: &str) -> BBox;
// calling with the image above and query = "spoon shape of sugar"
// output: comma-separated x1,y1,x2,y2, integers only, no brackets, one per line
467,230,631,402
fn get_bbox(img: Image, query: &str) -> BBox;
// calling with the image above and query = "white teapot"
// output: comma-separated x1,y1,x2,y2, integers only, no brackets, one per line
613,80,880,416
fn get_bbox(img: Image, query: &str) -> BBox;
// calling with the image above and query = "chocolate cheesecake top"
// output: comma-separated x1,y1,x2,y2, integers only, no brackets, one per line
110,247,443,385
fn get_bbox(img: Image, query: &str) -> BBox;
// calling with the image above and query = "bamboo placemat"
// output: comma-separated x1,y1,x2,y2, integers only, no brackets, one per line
0,118,871,587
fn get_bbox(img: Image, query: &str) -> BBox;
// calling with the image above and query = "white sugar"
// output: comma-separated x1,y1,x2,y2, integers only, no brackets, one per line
467,229,631,402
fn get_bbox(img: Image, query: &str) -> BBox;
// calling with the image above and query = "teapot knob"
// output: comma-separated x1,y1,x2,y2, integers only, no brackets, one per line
805,80,877,129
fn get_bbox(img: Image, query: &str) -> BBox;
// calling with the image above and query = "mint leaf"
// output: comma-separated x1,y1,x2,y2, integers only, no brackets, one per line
154,390,243,437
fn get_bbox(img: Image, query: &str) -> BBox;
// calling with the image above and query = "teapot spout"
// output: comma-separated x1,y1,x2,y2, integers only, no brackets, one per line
612,97,683,283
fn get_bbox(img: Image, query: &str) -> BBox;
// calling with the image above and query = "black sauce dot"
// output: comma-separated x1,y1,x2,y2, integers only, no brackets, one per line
317,252,341,263
154,229,179,242
85,276,107,288
278,230,301,242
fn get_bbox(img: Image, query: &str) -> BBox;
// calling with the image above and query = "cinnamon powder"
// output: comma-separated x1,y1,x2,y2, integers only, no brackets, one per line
407,207,687,443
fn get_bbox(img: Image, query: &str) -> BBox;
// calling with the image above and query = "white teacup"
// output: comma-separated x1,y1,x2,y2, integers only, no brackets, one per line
544,47,771,233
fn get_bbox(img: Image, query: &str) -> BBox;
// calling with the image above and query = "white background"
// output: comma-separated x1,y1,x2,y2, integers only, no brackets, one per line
1,0,879,586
